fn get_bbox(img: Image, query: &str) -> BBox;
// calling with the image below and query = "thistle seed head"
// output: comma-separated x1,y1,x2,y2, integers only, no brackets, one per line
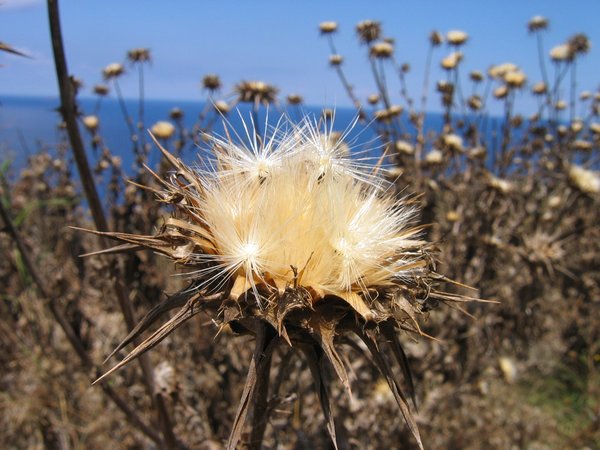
102,62,125,80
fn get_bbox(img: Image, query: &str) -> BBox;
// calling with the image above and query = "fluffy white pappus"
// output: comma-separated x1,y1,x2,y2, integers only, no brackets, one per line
185,114,424,304
296,115,388,190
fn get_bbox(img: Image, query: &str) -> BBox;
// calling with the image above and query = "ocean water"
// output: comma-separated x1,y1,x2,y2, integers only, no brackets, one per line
0,95,452,174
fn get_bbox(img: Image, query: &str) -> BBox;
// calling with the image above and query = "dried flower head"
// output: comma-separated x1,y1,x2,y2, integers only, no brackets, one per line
470,70,484,82
504,70,527,88
532,82,547,95
488,63,519,80
469,146,487,160
102,62,125,80
329,54,344,66
356,20,382,44
446,30,469,46
436,80,454,94
286,93,303,105
571,139,592,151
467,95,483,111
570,119,584,134
321,108,334,120
555,100,567,111
93,84,109,96
550,44,571,62
370,41,394,59
150,121,176,140
395,140,414,155
127,48,151,63
440,51,463,70
367,93,380,105
82,115,99,132
528,15,549,32
487,175,513,193
429,30,443,46
425,149,444,165
568,33,591,56
443,133,464,152
214,100,230,115
493,85,509,99
568,164,600,194
202,74,222,91
374,105,403,122
83,115,472,450
319,21,338,34
235,80,278,106
580,90,592,101
169,107,183,120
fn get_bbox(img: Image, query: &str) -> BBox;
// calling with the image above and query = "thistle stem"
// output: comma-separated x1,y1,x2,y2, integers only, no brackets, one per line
47,2,177,447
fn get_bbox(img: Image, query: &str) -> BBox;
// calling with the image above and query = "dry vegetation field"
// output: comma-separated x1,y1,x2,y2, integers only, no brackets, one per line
1,9,599,450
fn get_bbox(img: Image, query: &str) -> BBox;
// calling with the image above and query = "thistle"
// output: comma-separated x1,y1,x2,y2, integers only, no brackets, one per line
82,115,472,449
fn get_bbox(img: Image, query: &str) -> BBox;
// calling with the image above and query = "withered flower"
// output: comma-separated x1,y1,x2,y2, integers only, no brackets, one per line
356,20,382,44
370,41,394,59
93,84,110,96
82,115,99,132
555,100,567,110
214,100,230,115
488,63,518,80
127,48,151,63
443,133,464,152
504,70,527,88
429,30,443,46
467,95,483,111
470,70,484,82
286,94,303,105
568,164,600,194
446,30,469,46
367,93,380,105
169,107,183,120
531,82,547,95
568,33,591,56
102,62,125,80
235,80,279,106
493,85,509,99
374,105,403,122
550,44,571,62
395,140,414,155
329,54,344,66
571,139,592,151
425,148,444,165
319,21,338,34
321,108,334,120
527,15,549,33
83,116,471,450
440,51,463,70
436,80,454,94
150,121,175,140
202,74,222,91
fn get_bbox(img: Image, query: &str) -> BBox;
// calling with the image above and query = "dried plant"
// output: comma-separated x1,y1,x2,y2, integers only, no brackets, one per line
80,118,475,449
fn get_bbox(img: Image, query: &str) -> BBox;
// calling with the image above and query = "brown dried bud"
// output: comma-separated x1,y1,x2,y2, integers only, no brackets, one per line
286,94,303,105
319,21,338,34
202,74,222,91
356,20,381,44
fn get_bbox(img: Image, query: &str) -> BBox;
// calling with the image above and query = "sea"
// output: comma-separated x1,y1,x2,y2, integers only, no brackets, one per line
0,95,455,174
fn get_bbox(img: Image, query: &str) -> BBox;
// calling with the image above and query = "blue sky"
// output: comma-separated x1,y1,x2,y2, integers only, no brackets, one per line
1,0,599,114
